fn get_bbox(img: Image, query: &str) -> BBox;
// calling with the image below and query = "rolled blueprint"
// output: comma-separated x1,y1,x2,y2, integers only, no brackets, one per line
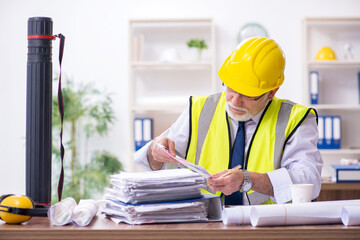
72,199,99,227
48,197,77,226
341,206,360,226
250,199,360,227
222,206,252,225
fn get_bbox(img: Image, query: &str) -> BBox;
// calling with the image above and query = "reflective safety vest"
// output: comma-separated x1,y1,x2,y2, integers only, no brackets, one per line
185,92,317,205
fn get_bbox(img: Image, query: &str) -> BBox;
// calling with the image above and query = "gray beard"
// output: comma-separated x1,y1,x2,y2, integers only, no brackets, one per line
225,102,254,122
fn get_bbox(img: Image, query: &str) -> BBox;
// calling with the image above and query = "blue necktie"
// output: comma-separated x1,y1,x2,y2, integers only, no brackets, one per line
225,121,245,205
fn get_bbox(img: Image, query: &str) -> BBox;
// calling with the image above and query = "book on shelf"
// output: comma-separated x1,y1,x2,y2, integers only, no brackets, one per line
332,164,360,182
317,115,341,149
134,118,152,151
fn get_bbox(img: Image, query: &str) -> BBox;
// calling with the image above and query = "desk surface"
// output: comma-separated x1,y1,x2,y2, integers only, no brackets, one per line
1,215,360,240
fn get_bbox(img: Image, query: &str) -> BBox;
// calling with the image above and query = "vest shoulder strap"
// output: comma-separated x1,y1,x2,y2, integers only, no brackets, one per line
274,100,295,169
195,93,222,165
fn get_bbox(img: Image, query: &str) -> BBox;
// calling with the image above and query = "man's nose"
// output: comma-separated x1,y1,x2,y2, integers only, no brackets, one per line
232,92,244,105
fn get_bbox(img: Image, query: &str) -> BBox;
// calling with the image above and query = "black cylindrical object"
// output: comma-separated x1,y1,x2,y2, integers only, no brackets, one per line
26,17,53,205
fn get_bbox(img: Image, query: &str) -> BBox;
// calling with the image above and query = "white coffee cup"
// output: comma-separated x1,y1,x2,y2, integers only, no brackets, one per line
290,184,313,203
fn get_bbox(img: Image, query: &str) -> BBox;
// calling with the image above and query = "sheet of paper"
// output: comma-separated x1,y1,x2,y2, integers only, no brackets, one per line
153,141,211,178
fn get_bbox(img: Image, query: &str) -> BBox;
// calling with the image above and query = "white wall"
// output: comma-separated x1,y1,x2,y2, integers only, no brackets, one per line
0,0,359,196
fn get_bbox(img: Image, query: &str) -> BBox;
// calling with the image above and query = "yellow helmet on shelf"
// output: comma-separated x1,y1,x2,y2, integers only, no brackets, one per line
218,37,285,97
315,46,337,61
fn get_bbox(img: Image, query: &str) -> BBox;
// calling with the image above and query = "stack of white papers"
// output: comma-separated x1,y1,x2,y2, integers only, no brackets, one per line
104,168,206,204
102,197,210,224
101,169,222,225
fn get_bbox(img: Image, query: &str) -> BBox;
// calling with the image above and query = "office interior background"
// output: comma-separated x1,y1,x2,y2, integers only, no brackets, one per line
0,0,359,196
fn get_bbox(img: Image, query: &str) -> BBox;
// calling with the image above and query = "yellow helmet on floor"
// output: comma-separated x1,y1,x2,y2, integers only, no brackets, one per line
315,46,336,61
218,37,285,97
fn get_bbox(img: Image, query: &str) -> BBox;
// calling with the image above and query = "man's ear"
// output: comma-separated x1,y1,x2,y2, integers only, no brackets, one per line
268,88,279,100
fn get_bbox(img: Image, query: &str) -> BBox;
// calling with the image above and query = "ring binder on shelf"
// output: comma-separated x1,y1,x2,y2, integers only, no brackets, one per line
134,118,153,151
309,71,319,104
332,116,341,149
317,115,341,149
317,116,325,149
324,116,332,148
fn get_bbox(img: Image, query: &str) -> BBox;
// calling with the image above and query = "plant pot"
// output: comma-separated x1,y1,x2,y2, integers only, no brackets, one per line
188,48,202,61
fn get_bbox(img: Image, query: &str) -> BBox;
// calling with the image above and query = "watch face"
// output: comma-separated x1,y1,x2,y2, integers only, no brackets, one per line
241,170,252,192
242,181,252,192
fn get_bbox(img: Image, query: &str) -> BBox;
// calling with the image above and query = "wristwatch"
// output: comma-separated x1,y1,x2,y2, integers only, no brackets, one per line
240,170,252,192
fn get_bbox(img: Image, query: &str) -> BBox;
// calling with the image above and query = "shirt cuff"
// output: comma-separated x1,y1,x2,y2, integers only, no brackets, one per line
134,141,167,171
267,168,293,204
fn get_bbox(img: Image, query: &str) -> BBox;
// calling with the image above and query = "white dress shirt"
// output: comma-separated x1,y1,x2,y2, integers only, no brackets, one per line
134,100,323,204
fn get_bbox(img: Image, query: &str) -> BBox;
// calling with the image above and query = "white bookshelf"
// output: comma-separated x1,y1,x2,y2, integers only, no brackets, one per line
128,18,216,170
302,18,360,178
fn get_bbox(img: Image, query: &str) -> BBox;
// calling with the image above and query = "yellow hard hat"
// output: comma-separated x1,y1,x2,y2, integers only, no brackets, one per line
315,46,336,60
218,37,285,97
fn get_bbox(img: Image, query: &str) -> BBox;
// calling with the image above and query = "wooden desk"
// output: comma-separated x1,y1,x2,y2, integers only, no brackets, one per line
318,182,360,201
1,215,360,240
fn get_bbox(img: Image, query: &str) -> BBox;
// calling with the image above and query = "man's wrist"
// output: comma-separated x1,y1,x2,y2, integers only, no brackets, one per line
147,144,164,170
240,170,253,192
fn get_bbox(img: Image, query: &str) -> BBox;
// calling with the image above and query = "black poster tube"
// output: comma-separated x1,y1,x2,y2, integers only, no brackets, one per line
26,17,53,205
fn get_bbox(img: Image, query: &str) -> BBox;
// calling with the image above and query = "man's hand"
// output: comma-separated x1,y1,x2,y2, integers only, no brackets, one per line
147,136,179,170
206,169,244,195
208,169,274,197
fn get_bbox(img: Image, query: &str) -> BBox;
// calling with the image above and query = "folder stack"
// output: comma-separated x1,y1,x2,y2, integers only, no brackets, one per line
317,115,341,149
101,169,222,224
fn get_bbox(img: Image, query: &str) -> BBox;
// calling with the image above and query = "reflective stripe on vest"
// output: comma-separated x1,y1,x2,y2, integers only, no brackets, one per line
195,93,222,165
186,93,317,205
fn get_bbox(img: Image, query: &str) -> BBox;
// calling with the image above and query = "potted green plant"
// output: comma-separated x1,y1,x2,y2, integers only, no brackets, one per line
186,38,208,61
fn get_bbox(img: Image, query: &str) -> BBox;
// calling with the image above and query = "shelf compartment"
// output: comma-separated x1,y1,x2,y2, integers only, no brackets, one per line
130,19,214,62
309,68,359,105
